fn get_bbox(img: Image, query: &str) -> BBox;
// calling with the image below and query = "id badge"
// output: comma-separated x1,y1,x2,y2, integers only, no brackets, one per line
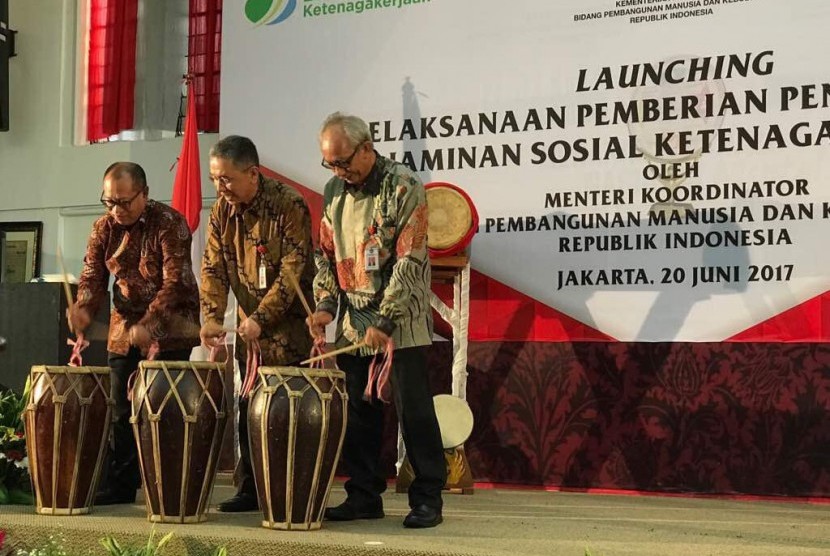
364,244,380,271
258,259,267,289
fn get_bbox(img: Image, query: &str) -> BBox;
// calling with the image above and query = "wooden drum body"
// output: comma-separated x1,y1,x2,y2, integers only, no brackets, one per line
248,366,348,530
130,361,227,523
24,365,112,515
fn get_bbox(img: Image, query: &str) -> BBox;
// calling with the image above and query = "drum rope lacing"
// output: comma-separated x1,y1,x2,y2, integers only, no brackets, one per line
240,338,262,398
208,334,231,365
145,342,160,361
126,341,160,402
365,338,394,403
67,333,90,367
308,337,329,369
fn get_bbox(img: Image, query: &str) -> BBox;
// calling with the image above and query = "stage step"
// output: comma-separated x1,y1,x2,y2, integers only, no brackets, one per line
2,482,827,556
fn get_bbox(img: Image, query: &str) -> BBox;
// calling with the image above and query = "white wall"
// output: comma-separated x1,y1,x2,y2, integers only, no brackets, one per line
0,0,218,277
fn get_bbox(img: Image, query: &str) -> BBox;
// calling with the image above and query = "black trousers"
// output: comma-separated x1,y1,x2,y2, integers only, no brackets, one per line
338,346,446,510
105,347,193,494
234,353,255,496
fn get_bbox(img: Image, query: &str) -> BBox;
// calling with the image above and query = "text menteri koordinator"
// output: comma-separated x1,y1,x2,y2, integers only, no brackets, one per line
546,179,810,208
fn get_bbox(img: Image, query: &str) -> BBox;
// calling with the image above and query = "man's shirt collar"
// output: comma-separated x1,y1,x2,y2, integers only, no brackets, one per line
344,151,382,196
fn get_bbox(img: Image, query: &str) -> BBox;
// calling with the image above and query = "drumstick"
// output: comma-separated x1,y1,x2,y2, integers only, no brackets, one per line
285,269,314,318
62,311,237,342
300,341,367,365
56,245,76,333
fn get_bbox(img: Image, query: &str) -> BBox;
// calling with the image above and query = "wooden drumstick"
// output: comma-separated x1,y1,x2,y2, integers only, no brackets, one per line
56,245,76,333
285,269,314,318
300,341,367,365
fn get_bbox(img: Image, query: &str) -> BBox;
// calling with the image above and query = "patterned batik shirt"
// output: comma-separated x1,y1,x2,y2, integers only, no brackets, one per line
200,175,314,365
76,200,201,355
314,153,433,355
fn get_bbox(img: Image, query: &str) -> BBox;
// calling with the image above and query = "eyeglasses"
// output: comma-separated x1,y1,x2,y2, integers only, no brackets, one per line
100,188,145,210
321,143,365,171
209,165,256,189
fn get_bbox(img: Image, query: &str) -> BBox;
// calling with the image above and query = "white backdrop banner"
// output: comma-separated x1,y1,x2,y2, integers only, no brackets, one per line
221,0,830,341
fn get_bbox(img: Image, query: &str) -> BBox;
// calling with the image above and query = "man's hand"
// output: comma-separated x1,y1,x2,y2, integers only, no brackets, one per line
237,317,262,343
364,326,390,351
66,304,91,335
306,311,333,340
200,321,226,348
129,324,152,351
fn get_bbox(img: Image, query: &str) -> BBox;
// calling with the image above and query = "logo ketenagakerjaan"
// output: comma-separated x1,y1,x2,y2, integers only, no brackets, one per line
248,0,432,24
245,0,297,25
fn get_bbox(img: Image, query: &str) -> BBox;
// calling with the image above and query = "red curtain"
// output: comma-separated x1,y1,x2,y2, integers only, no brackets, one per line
188,0,222,133
86,0,139,142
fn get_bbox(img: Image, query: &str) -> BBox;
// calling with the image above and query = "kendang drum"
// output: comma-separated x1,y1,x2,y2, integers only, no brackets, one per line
130,360,227,523
25,365,112,515
425,182,479,257
248,366,347,530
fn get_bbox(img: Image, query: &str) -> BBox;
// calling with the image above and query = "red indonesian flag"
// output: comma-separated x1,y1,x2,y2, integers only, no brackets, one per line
171,79,201,233
172,78,207,361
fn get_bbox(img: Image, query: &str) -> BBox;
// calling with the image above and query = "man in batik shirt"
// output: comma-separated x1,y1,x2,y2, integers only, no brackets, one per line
69,162,201,505
200,135,314,512
307,112,446,528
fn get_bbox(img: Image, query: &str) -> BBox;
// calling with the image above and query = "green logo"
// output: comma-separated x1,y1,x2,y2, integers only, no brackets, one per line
245,0,297,25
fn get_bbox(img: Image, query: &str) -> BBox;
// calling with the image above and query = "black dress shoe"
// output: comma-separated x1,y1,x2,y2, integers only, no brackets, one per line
324,500,385,521
217,491,258,512
403,504,442,528
94,488,137,506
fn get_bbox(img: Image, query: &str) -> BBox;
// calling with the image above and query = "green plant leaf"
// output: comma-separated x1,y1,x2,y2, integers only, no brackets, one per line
100,536,125,556
155,532,174,553
8,488,34,505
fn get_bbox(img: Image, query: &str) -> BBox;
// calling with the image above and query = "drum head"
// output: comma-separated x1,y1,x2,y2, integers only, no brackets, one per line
426,186,473,250
433,394,474,449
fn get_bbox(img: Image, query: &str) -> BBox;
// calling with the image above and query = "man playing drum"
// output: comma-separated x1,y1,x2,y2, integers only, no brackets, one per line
68,162,201,505
199,135,314,513
307,112,446,528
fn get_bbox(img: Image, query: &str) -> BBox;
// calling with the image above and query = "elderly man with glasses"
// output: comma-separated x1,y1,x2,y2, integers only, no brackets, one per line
199,135,315,512
307,112,446,528
68,161,201,505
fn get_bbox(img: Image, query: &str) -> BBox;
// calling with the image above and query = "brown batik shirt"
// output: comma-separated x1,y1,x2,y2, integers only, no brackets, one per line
200,175,314,365
76,200,201,355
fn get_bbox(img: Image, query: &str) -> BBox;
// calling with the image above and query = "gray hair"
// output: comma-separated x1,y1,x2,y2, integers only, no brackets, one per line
319,112,372,147
103,162,148,192
210,135,260,168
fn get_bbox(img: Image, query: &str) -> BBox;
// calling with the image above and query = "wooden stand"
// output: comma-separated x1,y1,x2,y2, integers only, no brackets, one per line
428,254,471,399
430,254,469,283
